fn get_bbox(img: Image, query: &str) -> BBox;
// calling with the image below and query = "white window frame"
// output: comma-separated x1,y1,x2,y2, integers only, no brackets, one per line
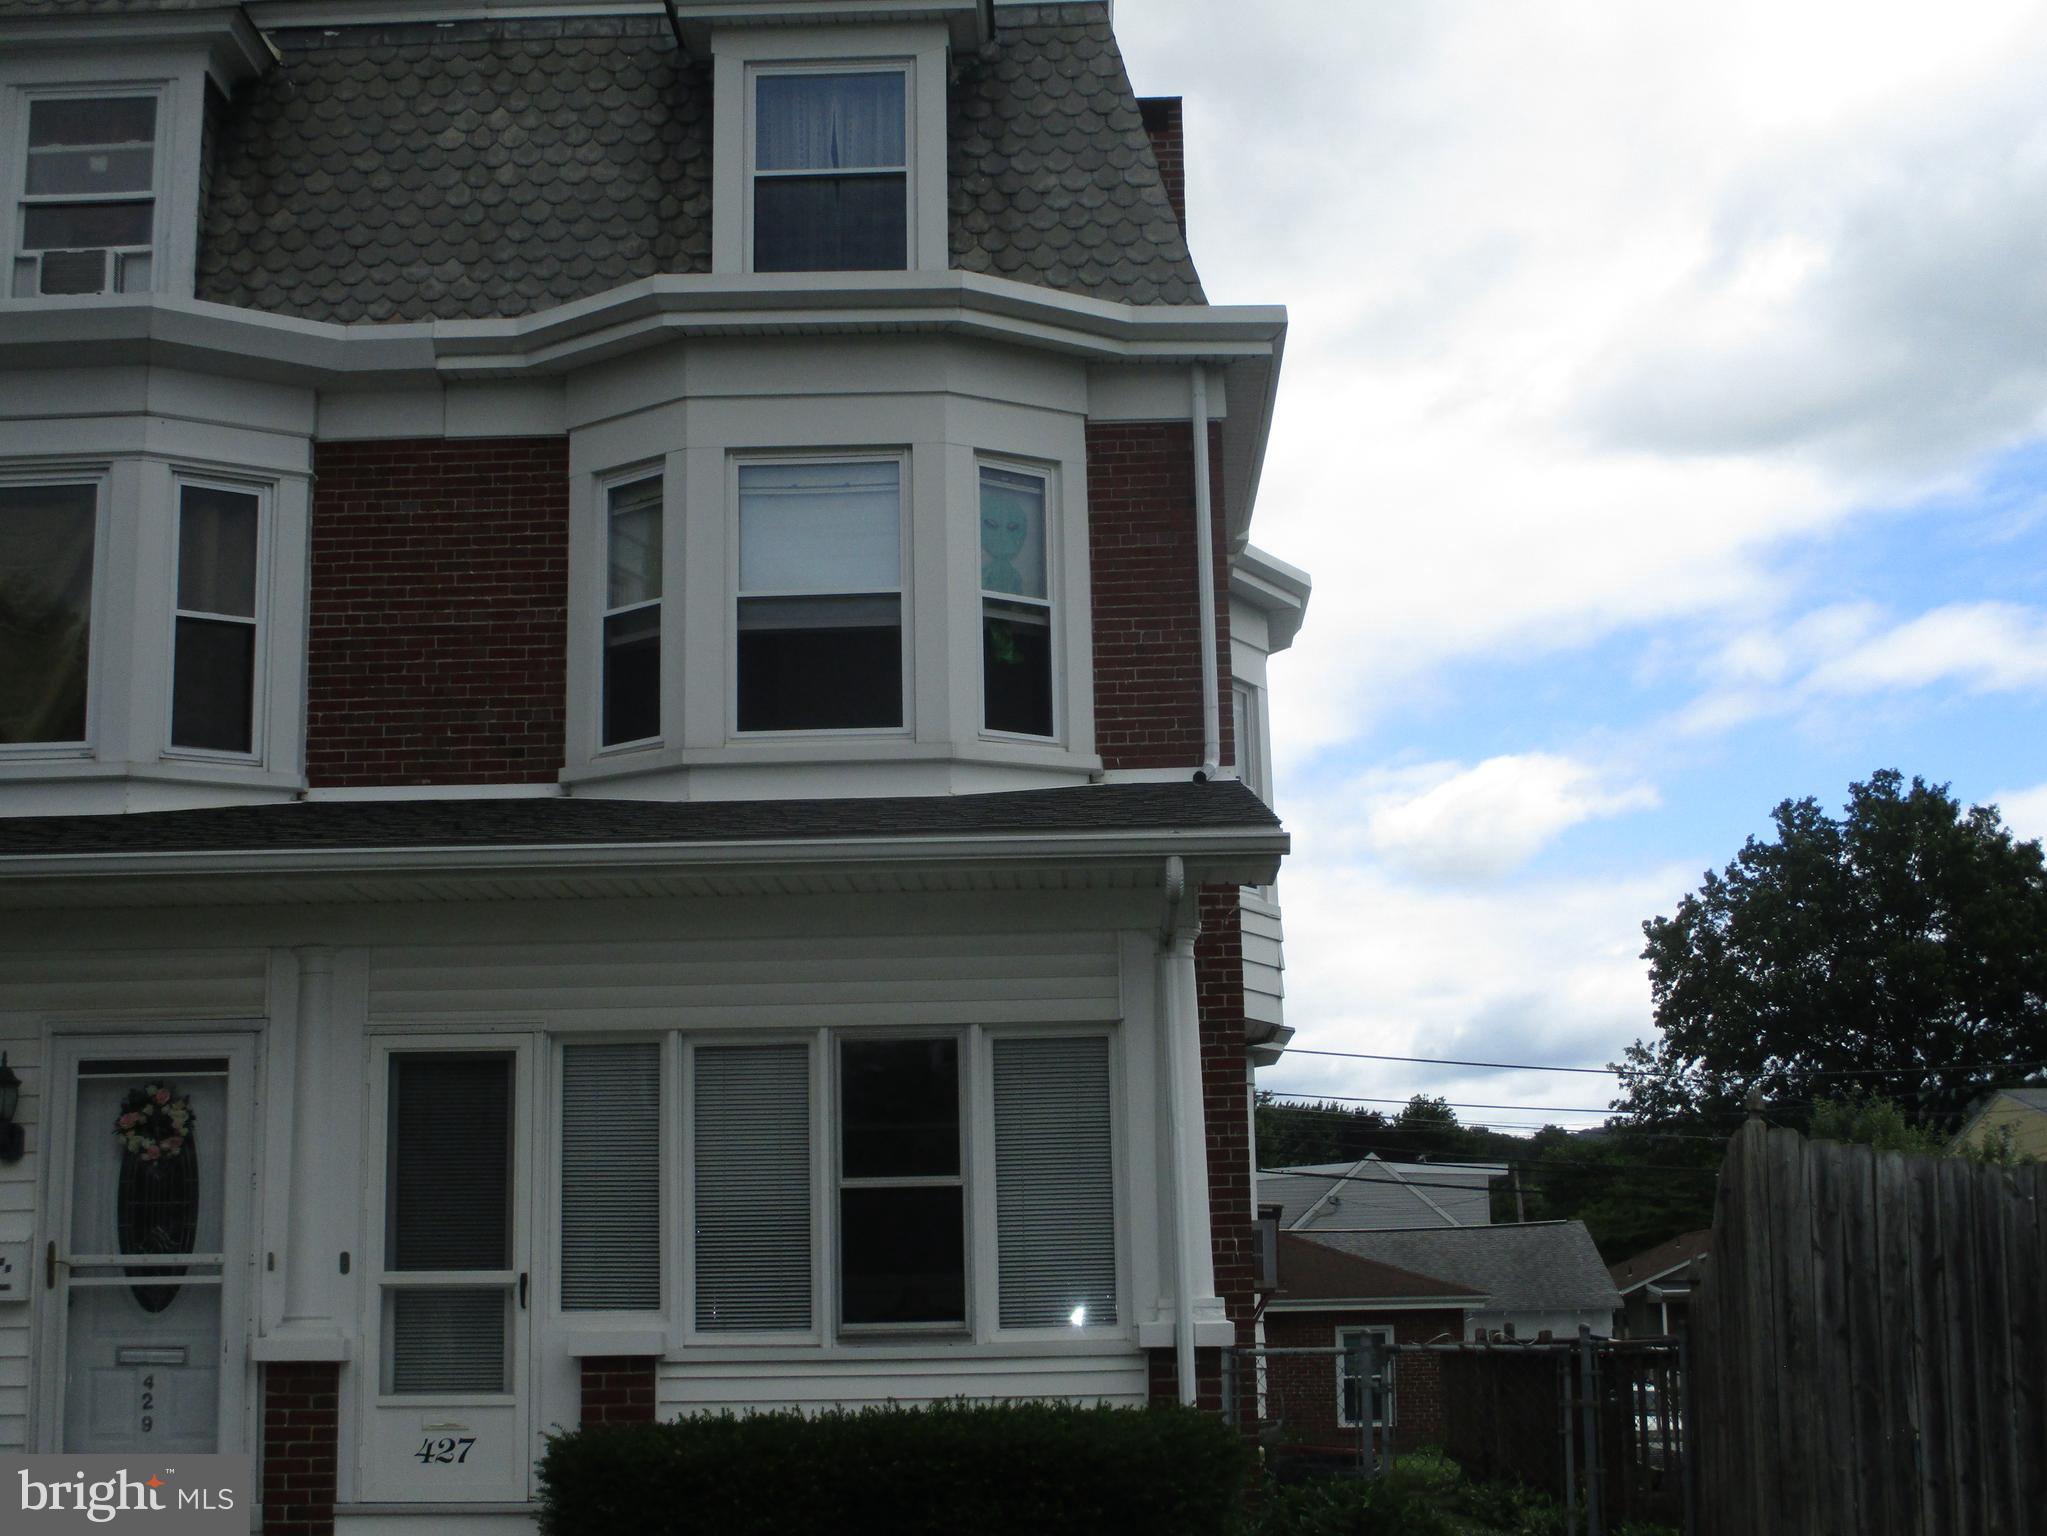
976,456,1062,746
8,81,170,299
745,59,913,276
164,472,269,765
596,468,667,754
0,465,107,759
1336,1324,1396,1429
832,1026,972,1337
728,449,913,740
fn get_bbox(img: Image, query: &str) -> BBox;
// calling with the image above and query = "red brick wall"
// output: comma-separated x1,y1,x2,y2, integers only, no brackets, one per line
1262,1309,1467,1453
580,1355,658,1426
261,1362,339,1536
1197,884,1255,1347
1086,420,1233,772
1138,97,1187,233
307,437,569,786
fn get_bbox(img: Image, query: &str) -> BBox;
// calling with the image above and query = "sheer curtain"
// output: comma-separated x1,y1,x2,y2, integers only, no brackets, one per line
756,73,906,172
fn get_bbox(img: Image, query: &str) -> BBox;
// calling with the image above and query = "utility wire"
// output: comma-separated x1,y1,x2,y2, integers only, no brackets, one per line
1278,1044,2047,1083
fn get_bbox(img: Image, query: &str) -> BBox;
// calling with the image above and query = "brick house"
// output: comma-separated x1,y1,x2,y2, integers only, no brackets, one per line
0,0,1305,1530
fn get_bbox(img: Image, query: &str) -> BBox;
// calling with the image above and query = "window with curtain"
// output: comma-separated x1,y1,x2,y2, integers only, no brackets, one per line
1338,1326,1395,1428
171,483,261,755
385,1054,514,1395
602,476,663,747
979,465,1054,737
838,1037,964,1328
752,70,908,272
735,459,904,732
0,480,96,745
561,1043,661,1311
993,1036,1116,1329
13,94,158,297
694,1043,812,1332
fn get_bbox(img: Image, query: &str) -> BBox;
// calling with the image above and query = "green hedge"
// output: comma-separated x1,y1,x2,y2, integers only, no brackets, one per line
536,1400,1252,1536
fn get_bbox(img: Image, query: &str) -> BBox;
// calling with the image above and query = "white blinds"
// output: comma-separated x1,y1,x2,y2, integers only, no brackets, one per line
694,1044,813,1332
560,1043,662,1311
993,1036,1117,1329
391,1289,507,1394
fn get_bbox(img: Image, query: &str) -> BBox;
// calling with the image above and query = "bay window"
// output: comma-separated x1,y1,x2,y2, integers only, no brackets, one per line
171,480,262,755
751,68,908,273
735,458,905,733
979,464,1054,738
12,92,161,298
0,478,97,746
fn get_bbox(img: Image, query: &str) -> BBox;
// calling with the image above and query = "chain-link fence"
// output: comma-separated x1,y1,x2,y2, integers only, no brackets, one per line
1224,1332,1692,1532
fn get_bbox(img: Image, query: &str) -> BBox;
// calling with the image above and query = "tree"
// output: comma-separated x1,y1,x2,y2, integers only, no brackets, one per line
1808,1089,1945,1156
1618,771,2047,1131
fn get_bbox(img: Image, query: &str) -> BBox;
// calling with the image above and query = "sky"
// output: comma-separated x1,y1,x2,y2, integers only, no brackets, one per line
1111,0,2047,1132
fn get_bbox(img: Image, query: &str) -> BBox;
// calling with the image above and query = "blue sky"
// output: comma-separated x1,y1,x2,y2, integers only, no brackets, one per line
1113,0,2047,1127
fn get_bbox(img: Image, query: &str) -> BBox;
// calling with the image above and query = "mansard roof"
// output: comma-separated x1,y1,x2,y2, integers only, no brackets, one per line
173,1,1201,323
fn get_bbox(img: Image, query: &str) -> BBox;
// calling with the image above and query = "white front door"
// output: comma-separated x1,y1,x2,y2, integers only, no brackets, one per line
359,1037,534,1503
46,1039,254,1455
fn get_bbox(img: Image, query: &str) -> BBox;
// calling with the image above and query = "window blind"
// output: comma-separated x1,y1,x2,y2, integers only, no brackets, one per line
694,1044,812,1332
561,1043,661,1311
993,1036,1117,1329
391,1289,507,1394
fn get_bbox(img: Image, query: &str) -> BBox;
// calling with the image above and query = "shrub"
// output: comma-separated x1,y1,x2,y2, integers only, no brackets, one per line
536,1399,1251,1536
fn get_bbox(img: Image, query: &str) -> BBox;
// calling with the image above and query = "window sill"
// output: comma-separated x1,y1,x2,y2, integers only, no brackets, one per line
665,1335,1138,1364
560,737,1103,791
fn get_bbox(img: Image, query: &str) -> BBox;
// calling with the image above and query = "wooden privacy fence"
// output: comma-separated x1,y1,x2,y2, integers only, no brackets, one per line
1690,1119,2047,1536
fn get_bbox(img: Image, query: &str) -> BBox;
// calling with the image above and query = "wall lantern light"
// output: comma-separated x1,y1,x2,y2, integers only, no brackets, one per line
0,1053,23,1163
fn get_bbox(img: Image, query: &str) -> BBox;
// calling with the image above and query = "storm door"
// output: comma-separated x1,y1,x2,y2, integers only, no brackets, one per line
46,1040,254,1455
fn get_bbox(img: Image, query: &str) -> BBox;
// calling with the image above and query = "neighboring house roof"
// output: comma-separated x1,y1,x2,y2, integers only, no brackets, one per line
0,780,1279,858
1297,1223,1623,1316
1262,1156,1499,1232
181,3,1198,323
0,1,222,13
1994,1088,2047,1113
1270,1233,1486,1309
1948,1086,2047,1157
1608,1229,1711,1297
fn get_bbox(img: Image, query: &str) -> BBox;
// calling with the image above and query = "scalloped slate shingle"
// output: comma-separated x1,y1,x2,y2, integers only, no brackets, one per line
181,2,1198,322
196,16,714,323
949,4,1203,305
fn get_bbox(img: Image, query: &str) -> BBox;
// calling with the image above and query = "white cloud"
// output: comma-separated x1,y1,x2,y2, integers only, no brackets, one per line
1353,754,1658,884
1993,783,2047,844
1806,603,2047,696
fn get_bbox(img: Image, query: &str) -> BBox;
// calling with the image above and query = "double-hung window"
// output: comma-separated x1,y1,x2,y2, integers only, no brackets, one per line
1338,1326,1395,1429
601,476,663,748
838,1037,966,1329
0,478,98,747
979,464,1054,738
751,68,908,272
735,458,905,733
171,480,262,755
13,93,160,297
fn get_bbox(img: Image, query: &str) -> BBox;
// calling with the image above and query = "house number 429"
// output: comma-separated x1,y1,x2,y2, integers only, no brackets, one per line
416,1436,475,1465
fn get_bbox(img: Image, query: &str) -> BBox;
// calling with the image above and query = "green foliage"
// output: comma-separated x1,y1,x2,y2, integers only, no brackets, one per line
1958,1121,2039,1168
1622,771,2047,1131
1241,1452,1567,1536
536,1401,1251,1536
1809,1088,1946,1155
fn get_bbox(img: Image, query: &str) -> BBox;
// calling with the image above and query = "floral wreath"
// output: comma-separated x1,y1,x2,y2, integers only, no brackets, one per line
114,1083,194,1162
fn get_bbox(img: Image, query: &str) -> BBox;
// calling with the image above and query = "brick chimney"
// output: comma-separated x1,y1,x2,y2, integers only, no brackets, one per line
1138,97,1187,236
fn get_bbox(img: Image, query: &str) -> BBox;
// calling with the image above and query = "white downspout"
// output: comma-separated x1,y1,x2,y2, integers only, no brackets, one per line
1190,365,1221,781
1161,854,1202,1404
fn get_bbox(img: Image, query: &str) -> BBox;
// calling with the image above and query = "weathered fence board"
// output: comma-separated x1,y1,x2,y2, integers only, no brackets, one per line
1692,1120,2047,1536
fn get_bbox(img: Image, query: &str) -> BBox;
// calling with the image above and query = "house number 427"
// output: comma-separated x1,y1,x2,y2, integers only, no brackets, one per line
416,1436,475,1465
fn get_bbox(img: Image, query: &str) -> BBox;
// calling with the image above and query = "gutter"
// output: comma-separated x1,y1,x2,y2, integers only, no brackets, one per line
1190,365,1221,781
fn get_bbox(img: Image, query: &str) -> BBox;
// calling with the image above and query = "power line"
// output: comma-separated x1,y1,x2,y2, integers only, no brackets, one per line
1277,1044,2047,1084
1261,1148,1721,1179
1256,1097,1737,1142
1260,1089,1627,1117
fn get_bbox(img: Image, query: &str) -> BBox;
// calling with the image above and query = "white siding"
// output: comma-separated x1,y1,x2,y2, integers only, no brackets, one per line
0,1028,39,1450
659,1347,1147,1415
368,932,1120,1028
1240,892,1285,1029
0,949,269,1018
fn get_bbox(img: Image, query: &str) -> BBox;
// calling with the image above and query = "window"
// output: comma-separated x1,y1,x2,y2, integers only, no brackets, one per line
601,476,662,747
693,1043,812,1333
736,459,904,733
384,1055,514,1395
1233,683,1267,800
0,479,96,746
1338,1326,1395,1429
13,93,159,297
170,481,261,754
752,68,908,272
838,1037,964,1329
993,1037,1116,1328
560,1043,661,1311
979,465,1054,738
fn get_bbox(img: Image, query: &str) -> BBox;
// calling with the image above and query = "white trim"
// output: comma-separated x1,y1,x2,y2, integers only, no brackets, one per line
304,785,568,803
165,472,269,764
0,466,105,759
975,455,1061,744
745,59,913,277
5,81,170,301
1335,1323,1394,1430
1261,1297,1487,1314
